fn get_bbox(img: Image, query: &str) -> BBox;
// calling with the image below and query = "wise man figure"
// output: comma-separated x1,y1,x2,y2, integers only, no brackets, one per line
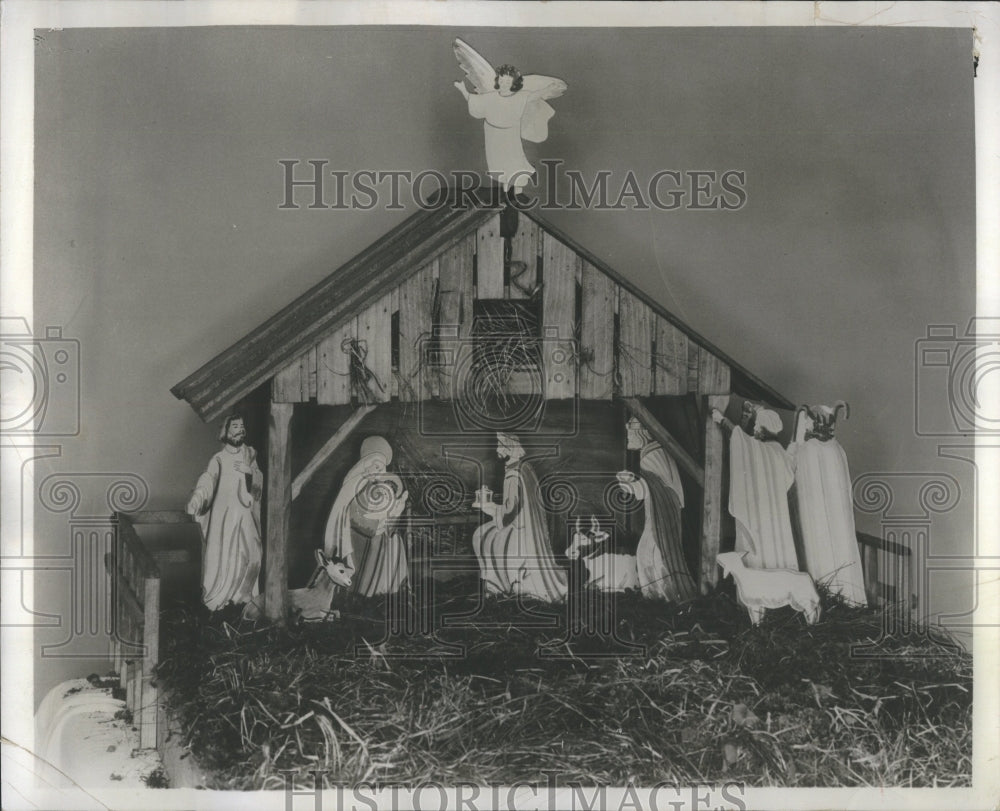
712,403,799,571
186,415,263,612
472,432,567,602
617,418,698,602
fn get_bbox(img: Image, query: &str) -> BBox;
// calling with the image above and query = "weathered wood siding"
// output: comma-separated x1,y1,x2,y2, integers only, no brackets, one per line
269,218,733,405
541,233,578,399
579,261,615,400
476,213,504,300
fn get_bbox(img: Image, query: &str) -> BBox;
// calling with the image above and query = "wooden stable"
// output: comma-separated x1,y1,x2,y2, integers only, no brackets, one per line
172,190,794,622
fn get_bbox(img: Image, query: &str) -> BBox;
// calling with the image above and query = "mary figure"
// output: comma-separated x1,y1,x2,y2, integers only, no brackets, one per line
322,435,409,597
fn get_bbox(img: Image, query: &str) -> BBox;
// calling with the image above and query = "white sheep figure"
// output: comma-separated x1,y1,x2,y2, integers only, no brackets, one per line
716,551,821,625
289,548,354,621
567,515,639,592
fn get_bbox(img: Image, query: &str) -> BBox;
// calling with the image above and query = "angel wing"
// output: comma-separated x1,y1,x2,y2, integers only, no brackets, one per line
521,74,567,100
454,38,495,94
520,76,568,143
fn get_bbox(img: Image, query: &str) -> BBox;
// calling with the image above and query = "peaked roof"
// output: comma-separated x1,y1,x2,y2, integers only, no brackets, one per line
172,190,792,421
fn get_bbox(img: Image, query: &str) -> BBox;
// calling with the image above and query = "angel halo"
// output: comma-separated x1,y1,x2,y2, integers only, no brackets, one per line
453,38,567,193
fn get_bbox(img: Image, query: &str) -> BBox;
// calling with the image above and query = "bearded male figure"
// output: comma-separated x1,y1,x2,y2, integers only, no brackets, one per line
186,415,263,611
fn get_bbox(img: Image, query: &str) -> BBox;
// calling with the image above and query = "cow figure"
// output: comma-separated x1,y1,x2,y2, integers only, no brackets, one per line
566,516,639,592
716,551,821,625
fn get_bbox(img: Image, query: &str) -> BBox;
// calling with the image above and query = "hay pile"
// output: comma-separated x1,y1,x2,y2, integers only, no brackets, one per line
155,579,970,789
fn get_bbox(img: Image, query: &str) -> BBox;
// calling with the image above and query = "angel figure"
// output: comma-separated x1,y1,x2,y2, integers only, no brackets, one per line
453,38,567,193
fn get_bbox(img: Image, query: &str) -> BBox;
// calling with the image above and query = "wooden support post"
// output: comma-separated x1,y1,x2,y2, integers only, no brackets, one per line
623,397,704,487
139,574,160,749
291,404,377,500
862,541,879,606
265,401,293,623
700,394,728,594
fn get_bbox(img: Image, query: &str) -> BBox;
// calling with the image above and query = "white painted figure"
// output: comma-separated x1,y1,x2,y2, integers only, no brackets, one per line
472,432,567,601
790,402,867,606
566,515,639,592
713,405,799,571
717,551,821,625
618,418,698,602
453,38,567,192
289,548,354,621
323,435,409,597
186,415,263,612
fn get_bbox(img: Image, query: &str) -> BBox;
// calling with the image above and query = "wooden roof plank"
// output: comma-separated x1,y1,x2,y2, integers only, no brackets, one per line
175,204,497,421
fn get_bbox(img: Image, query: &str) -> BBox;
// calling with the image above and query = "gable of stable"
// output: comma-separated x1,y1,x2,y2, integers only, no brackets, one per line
172,202,791,415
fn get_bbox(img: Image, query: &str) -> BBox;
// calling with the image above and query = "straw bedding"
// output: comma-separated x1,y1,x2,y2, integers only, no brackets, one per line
155,578,970,790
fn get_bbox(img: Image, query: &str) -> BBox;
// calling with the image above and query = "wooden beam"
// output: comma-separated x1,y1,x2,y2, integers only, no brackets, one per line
698,350,731,396
291,405,376,500
541,232,578,399
272,355,304,403
579,262,615,400
476,213,504,299
436,235,475,400
317,322,354,405
140,574,160,749
623,397,704,488
398,262,436,402
265,401,293,623
356,293,392,403
619,290,653,397
509,215,539,299
700,394,729,594
654,317,688,395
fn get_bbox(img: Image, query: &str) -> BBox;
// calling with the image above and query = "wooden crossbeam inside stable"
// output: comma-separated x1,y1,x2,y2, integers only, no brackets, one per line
623,397,704,487
291,405,377,501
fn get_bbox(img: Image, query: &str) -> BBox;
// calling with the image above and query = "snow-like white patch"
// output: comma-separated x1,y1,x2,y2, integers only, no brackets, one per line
34,678,164,789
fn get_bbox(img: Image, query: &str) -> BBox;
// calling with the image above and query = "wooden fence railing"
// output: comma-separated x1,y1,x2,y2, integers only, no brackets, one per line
106,510,193,749
857,531,915,610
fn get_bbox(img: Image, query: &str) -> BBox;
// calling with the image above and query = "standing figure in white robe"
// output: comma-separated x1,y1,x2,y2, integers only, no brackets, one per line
790,404,867,605
617,418,697,602
712,405,799,570
186,415,262,612
472,432,567,601
453,39,567,193
323,436,409,598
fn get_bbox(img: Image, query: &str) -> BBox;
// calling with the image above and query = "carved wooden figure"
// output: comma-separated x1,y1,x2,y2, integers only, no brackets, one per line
186,415,263,613
619,418,698,602
712,406,799,571
717,551,820,625
472,432,568,601
453,38,567,192
790,402,867,605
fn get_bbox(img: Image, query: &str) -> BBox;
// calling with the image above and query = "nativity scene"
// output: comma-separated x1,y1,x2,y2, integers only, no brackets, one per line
83,32,968,793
